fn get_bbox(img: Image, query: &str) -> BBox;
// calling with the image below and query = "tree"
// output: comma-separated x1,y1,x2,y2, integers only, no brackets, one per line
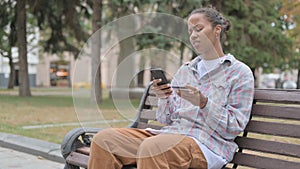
0,0,17,89
91,0,102,104
28,0,91,58
138,0,294,88
103,1,139,88
217,0,293,72
29,0,108,100
280,0,300,88
16,0,31,96
111,0,201,86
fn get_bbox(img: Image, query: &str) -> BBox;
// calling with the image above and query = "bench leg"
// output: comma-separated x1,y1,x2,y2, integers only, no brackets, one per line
64,163,81,169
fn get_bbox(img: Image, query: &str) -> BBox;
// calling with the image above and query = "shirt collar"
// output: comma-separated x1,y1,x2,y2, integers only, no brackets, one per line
218,53,235,64
188,53,235,68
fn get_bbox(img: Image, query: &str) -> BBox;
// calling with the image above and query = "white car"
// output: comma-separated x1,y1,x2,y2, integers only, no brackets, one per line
283,80,297,89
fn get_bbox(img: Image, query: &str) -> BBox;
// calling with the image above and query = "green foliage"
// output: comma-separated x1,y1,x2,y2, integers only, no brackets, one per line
1,0,295,73
106,0,294,72
222,0,293,71
28,0,93,58
279,0,300,70
0,0,17,57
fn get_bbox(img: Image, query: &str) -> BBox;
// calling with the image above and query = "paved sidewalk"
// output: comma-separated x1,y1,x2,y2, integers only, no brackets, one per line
0,146,64,169
0,132,65,169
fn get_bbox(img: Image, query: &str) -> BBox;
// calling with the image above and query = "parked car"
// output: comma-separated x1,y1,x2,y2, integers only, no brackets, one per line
283,80,297,89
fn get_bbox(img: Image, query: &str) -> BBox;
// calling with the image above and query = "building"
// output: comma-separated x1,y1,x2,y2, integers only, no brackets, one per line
0,47,38,88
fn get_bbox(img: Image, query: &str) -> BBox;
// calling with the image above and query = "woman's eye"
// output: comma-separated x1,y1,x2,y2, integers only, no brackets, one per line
188,27,202,34
195,27,202,32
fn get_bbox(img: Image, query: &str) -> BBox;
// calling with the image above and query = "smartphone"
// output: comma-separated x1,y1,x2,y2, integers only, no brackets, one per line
150,68,169,86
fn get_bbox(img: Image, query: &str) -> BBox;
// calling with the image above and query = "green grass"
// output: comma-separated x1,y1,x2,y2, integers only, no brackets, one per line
0,95,73,107
0,87,72,93
0,90,140,144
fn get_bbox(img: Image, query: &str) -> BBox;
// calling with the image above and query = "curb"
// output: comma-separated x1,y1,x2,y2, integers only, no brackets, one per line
0,132,65,164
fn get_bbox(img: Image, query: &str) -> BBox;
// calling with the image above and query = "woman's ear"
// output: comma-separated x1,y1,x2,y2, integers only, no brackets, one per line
215,24,222,34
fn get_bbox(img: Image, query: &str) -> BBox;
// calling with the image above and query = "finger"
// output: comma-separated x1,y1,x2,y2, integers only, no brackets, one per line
177,90,192,98
152,79,170,90
178,91,201,106
165,90,173,96
155,87,172,95
160,84,171,90
183,92,193,98
156,90,172,98
181,91,201,104
152,79,162,87
184,84,197,91
178,88,194,95
176,90,181,96
159,87,172,94
184,85,201,95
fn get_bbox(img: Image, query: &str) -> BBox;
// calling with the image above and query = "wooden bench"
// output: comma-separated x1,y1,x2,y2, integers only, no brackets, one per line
61,82,300,169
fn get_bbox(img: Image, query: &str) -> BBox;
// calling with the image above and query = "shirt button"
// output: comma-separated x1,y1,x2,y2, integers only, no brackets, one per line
220,58,225,63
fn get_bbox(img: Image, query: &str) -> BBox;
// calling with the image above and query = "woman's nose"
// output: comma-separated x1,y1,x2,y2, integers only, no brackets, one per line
190,31,198,41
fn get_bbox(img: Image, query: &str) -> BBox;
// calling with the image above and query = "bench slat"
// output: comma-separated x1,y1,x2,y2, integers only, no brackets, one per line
72,149,138,169
137,122,163,130
235,136,300,158
252,104,300,120
66,151,89,168
245,120,300,138
254,89,300,104
145,96,158,107
140,109,156,121
232,152,300,169
77,146,90,155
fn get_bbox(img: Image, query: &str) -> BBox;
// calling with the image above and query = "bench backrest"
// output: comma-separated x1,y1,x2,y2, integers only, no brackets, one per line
130,83,300,169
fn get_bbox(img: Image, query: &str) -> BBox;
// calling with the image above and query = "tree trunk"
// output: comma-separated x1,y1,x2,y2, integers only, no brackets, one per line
91,0,102,104
179,42,184,66
250,67,258,88
116,37,135,88
7,53,15,89
137,70,144,87
17,0,31,96
297,69,300,89
137,55,145,87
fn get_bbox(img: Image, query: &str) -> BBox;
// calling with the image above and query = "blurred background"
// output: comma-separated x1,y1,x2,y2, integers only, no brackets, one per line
1,0,300,95
0,0,299,144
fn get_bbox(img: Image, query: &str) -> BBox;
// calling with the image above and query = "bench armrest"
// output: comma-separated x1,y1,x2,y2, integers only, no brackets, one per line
61,127,101,159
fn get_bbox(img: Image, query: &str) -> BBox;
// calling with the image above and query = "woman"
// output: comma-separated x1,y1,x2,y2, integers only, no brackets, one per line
88,7,254,169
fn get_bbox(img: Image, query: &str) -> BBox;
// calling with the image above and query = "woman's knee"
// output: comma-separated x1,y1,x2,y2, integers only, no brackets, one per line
138,138,159,158
137,135,177,158
137,134,191,158
93,128,117,143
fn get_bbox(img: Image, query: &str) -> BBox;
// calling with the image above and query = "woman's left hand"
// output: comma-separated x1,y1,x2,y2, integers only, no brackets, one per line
176,85,208,109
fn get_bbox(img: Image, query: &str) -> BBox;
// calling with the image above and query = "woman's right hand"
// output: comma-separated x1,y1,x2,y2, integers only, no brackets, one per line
152,79,173,99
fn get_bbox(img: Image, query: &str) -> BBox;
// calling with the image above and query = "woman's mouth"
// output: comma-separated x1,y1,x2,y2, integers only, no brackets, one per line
192,41,200,47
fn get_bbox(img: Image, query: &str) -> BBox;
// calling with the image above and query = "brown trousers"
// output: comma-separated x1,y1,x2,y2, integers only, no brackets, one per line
88,128,207,169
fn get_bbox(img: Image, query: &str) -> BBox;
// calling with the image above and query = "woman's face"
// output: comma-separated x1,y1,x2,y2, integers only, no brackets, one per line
188,13,220,56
